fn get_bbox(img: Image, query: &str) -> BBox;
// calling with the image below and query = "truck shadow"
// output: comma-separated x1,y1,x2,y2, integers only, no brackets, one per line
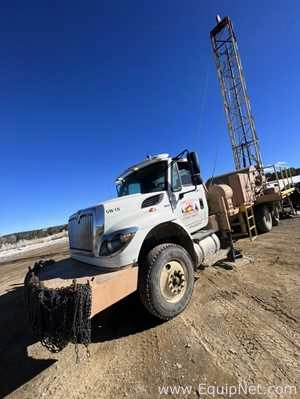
0,285,55,398
91,292,164,343
91,263,234,343
0,284,162,396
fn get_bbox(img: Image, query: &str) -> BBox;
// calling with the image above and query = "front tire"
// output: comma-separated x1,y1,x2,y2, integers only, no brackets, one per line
138,244,194,320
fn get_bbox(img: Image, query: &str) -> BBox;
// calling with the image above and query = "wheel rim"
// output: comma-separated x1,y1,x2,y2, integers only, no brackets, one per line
160,260,187,303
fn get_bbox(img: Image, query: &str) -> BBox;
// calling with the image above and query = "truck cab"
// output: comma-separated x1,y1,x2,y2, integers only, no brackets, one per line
68,152,209,270
117,153,208,233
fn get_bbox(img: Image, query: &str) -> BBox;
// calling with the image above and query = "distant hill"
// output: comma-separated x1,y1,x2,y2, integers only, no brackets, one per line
0,224,67,250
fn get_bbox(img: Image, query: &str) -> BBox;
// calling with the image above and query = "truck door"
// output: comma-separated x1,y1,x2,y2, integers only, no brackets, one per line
170,161,208,233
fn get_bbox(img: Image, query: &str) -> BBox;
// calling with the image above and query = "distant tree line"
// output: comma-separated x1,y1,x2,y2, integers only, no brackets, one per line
0,224,67,248
265,167,300,181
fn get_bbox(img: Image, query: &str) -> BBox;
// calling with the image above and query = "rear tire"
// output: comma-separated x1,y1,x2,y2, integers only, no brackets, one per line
138,243,194,320
255,204,273,233
272,206,280,226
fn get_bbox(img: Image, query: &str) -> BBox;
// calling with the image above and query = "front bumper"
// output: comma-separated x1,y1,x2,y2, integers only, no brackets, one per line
24,258,138,354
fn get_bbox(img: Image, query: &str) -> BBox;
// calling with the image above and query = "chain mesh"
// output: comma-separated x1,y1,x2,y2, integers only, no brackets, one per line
24,260,92,355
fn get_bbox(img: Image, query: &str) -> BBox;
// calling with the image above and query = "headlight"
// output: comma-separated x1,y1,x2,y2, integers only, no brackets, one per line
99,227,138,256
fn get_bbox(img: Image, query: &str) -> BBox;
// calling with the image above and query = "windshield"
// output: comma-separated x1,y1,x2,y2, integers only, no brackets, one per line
117,161,167,197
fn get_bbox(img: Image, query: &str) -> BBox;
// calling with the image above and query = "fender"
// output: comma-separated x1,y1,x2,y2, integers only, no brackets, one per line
138,221,197,268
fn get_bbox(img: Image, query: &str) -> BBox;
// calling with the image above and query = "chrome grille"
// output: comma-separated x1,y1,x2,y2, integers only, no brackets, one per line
68,213,93,252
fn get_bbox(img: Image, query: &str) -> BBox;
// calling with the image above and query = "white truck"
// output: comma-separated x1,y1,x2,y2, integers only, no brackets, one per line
67,151,221,320
24,149,294,352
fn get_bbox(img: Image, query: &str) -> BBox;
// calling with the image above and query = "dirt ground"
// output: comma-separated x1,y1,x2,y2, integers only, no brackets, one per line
0,217,299,399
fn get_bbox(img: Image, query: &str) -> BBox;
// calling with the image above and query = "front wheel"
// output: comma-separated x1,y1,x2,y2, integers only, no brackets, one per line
138,244,194,320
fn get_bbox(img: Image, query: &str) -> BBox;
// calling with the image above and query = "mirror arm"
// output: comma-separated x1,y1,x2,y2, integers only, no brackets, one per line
179,185,197,200
178,174,203,199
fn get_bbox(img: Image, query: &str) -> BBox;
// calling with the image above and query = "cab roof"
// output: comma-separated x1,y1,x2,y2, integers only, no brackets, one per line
116,153,170,182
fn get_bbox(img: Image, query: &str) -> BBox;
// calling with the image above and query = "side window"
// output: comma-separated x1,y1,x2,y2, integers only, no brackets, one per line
128,182,141,195
171,162,182,191
178,162,193,186
152,175,165,192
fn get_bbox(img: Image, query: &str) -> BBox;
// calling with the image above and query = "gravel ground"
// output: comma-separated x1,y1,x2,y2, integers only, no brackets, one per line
0,217,299,399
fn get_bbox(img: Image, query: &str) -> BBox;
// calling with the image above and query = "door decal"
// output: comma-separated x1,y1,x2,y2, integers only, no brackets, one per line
181,200,199,215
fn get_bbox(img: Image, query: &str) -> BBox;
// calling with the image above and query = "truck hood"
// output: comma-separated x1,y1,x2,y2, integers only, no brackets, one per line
101,191,170,233
68,191,174,247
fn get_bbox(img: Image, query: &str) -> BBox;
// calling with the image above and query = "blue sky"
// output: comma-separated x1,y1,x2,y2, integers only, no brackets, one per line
1,1,299,234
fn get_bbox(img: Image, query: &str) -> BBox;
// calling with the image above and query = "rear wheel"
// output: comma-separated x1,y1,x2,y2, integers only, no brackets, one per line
138,243,194,320
272,206,280,226
255,204,273,233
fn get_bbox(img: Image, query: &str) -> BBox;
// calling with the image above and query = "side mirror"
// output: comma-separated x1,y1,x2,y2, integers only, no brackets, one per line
192,174,202,185
187,151,201,174
187,151,202,185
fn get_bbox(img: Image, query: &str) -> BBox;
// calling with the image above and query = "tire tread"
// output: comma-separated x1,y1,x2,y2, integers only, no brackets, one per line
139,243,193,320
